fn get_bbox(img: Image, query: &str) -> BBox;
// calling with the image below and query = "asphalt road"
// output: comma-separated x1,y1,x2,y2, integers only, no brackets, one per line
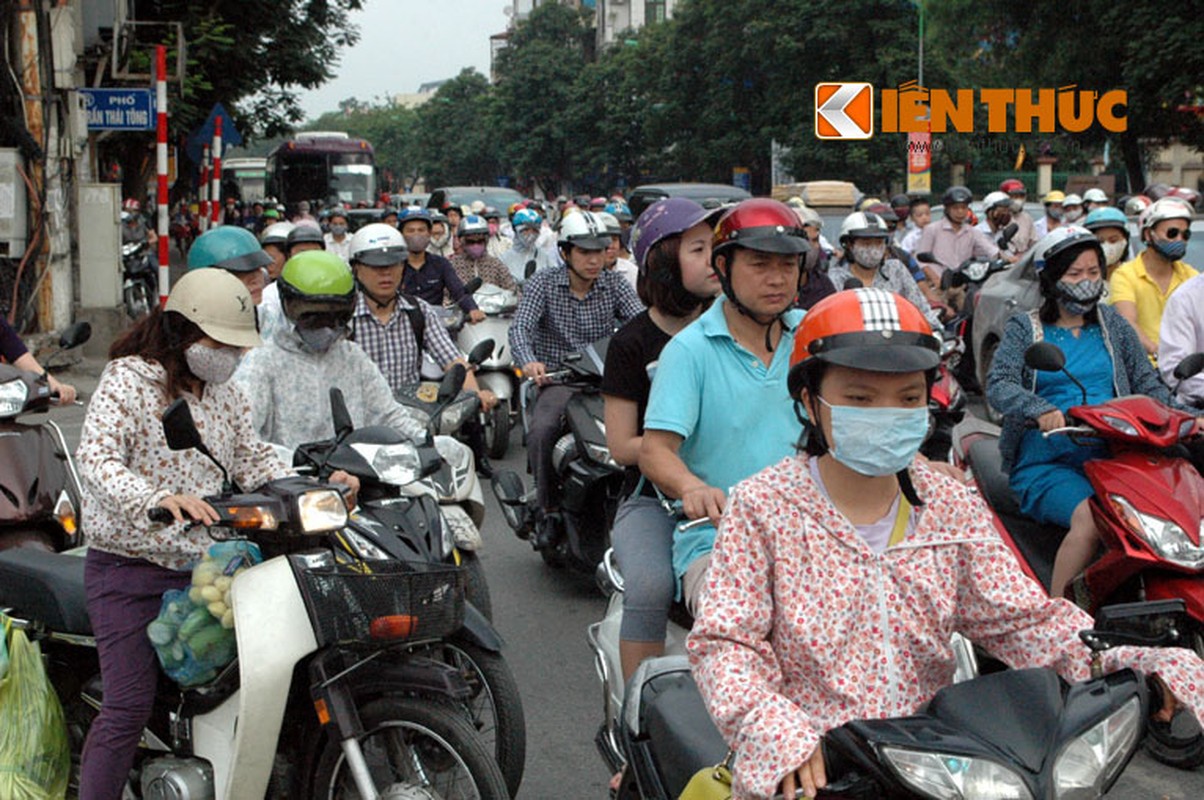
49,365,1202,798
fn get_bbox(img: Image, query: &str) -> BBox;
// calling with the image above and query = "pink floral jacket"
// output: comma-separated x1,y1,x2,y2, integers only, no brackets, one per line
688,454,1204,799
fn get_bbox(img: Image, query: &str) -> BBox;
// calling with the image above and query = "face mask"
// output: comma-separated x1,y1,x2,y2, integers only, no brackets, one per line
1101,240,1127,267
404,233,431,253
991,212,1012,228
296,325,345,353
1011,198,1025,213
464,243,487,259
185,343,242,385
819,398,929,477
329,224,348,236
517,229,539,250
432,231,450,248
851,242,886,269
1150,235,1187,262
487,221,499,235
1056,278,1105,315
1047,207,1064,221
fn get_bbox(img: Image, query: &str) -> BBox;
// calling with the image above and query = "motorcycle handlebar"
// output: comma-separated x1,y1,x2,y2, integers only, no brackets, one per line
147,507,175,524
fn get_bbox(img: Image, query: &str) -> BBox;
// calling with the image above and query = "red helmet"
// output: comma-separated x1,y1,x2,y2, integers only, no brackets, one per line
122,198,141,211
787,288,940,398
999,178,1027,195
712,198,810,260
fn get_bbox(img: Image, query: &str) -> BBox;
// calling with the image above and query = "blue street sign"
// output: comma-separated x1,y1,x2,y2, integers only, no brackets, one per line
81,88,156,131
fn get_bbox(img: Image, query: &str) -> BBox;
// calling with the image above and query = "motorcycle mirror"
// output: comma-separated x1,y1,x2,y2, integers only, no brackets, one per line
915,251,937,264
329,388,354,442
940,270,956,291
1172,352,1204,382
467,339,494,367
58,321,92,350
998,221,1019,249
162,398,235,492
525,259,537,279
842,277,862,291
439,363,467,401
1024,342,1066,373
463,276,483,295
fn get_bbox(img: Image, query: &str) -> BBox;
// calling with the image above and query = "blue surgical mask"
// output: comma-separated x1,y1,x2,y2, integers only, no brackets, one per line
1150,236,1187,262
819,398,929,477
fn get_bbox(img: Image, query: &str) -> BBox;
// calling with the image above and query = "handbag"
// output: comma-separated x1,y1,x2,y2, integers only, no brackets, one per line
678,750,734,800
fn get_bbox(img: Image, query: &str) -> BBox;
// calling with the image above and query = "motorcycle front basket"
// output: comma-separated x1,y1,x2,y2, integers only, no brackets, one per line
291,558,465,647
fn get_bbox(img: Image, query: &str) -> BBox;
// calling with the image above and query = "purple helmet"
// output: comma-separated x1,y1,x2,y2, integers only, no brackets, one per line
630,197,719,272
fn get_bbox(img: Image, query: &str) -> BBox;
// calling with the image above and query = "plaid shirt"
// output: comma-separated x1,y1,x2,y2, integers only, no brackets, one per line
351,291,464,393
509,266,644,369
449,253,518,294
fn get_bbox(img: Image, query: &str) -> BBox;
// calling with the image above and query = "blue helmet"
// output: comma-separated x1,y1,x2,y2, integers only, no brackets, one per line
604,201,633,223
1083,206,1129,235
187,226,272,274
397,206,432,228
512,208,542,229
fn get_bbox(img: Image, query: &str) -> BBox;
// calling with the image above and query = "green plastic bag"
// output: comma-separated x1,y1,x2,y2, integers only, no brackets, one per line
0,614,70,799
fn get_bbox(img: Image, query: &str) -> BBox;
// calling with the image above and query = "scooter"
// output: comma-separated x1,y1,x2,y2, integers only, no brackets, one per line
0,397,510,800
0,321,91,552
491,338,625,573
121,234,158,320
457,283,521,459
605,599,1175,799
955,341,1204,767
292,377,527,796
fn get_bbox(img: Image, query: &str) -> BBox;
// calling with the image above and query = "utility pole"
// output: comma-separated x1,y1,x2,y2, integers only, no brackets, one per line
15,0,48,329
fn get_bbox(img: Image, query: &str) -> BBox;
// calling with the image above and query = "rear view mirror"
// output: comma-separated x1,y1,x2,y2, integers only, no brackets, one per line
1024,342,1066,373
915,251,937,264
58,321,92,350
330,388,354,442
162,398,205,452
463,276,483,295
439,363,467,401
1173,352,1204,382
467,339,494,367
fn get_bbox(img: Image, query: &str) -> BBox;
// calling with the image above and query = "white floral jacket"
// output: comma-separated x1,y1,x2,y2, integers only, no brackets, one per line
77,357,290,570
688,454,1204,799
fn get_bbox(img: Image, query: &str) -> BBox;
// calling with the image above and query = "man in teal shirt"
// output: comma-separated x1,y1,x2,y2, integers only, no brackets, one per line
640,199,809,612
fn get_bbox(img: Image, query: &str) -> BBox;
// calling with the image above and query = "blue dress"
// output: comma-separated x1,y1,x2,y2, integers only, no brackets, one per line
1009,324,1113,527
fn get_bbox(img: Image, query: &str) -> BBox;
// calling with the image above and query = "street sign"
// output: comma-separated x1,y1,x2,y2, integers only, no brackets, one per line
81,88,156,131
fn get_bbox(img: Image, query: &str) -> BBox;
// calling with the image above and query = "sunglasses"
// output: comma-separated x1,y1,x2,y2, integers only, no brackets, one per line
462,238,488,246
1163,227,1192,241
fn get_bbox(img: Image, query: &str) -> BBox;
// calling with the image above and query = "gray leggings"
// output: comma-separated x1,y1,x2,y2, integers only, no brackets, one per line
610,493,677,642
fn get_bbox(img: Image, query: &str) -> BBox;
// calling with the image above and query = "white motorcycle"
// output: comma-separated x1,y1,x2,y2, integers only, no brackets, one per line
0,398,509,799
457,283,520,460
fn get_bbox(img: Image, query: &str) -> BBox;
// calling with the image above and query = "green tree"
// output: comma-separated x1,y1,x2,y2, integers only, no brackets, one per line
415,69,502,186
308,103,423,191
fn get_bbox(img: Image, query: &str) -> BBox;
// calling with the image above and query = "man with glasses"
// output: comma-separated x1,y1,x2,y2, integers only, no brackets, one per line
1109,198,1199,360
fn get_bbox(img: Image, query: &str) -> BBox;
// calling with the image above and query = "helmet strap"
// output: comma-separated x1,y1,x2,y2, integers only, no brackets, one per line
715,255,787,351
355,277,397,311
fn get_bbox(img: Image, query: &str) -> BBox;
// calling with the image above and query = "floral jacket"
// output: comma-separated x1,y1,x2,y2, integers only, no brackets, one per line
688,454,1204,799
77,357,290,570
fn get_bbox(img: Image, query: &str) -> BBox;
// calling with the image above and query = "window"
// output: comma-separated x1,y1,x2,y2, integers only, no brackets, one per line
646,0,666,25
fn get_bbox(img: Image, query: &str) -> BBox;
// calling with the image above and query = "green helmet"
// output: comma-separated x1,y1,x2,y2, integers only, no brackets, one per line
188,226,273,274
278,250,356,323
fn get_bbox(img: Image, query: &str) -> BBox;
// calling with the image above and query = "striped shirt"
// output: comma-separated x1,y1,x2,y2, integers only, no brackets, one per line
351,291,464,393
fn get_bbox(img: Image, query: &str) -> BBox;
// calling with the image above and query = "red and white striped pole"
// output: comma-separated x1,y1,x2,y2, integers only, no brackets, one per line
210,116,222,225
155,45,170,305
199,145,210,232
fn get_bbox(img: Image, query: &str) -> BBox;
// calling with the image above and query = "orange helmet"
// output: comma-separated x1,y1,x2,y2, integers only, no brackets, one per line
787,288,941,398
712,198,810,260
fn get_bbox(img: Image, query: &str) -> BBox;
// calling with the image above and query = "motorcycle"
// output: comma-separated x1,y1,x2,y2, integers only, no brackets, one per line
922,329,968,463
292,376,527,796
0,321,91,552
457,283,521,460
491,338,625,573
955,341,1204,767
603,599,1175,799
0,397,510,799
121,236,158,320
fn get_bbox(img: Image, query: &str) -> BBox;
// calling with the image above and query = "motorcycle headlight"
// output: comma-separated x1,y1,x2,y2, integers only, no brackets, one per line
1110,495,1204,570
1100,415,1140,437
339,522,390,560
351,442,423,486
433,435,474,472
881,747,1032,800
296,489,348,533
1053,697,1142,798
0,378,29,416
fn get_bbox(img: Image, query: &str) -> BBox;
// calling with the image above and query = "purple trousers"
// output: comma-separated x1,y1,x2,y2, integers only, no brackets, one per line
80,548,189,800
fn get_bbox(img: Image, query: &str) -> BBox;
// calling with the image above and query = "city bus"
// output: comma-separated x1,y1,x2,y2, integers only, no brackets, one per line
221,157,268,203
266,132,377,211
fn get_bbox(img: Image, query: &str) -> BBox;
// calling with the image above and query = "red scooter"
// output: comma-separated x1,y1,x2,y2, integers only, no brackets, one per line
956,341,1204,767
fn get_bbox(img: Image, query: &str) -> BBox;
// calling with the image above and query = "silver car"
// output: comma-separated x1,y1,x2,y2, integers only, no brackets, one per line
973,217,1204,411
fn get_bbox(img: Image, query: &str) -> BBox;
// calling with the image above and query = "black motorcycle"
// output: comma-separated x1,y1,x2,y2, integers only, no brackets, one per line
121,237,158,320
492,338,624,574
611,600,1178,800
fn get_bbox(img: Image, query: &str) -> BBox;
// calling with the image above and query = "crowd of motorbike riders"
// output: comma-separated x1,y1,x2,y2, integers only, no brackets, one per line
26,177,1204,798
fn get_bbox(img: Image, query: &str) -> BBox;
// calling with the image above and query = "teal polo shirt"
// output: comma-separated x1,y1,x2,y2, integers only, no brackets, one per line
643,297,805,579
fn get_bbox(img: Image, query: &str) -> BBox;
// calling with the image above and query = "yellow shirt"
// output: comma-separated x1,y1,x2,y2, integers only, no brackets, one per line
1107,255,1198,347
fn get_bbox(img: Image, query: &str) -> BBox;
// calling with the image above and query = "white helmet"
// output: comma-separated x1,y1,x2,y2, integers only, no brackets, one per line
1140,197,1192,232
594,211,622,235
349,222,407,266
795,206,822,229
260,221,295,247
557,211,611,250
1062,193,1083,208
1082,188,1109,204
839,211,890,243
981,191,1012,212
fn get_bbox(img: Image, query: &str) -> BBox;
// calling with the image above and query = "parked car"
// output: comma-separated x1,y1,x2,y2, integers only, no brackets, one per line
626,183,751,218
427,186,525,214
973,217,1204,411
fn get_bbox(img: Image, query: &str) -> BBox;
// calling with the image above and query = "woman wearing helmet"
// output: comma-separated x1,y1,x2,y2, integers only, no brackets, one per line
187,226,273,305
1109,197,1199,358
828,211,943,330
501,208,557,282
600,197,721,683
1082,206,1131,278
233,250,428,452
450,214,518,294
986,226,1176,598
75,268,356,796
1034,190,1066,239
690,287,1204,800
428,211,455,258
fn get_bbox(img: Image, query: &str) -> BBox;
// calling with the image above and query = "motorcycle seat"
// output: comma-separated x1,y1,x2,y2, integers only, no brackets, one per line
0,547,92,634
